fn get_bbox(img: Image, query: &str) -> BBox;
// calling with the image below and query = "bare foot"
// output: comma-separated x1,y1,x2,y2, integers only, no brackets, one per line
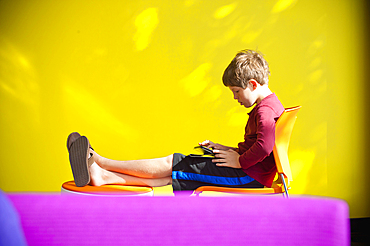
89,162,108,186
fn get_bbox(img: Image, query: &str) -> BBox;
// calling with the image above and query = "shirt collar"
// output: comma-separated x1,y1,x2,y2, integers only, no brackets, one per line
247,93,276,115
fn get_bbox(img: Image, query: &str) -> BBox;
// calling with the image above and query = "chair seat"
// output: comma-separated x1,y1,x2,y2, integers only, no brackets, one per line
61,181,154,196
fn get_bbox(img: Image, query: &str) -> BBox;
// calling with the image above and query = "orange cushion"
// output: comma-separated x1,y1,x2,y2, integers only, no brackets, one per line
62,181,153,195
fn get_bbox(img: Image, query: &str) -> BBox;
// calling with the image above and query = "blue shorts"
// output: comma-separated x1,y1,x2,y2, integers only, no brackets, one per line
171,153,263,192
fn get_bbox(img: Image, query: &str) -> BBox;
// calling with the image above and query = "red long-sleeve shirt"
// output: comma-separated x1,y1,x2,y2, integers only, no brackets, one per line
237,93,284,187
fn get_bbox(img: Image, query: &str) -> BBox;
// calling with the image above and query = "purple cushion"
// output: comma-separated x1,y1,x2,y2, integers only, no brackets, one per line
8,194,349,246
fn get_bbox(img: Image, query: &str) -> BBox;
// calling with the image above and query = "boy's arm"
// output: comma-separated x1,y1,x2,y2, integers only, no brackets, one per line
200,106,277,169
238,107,277,170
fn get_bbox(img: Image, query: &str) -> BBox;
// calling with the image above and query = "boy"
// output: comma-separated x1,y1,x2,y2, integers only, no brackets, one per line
67,49,284,193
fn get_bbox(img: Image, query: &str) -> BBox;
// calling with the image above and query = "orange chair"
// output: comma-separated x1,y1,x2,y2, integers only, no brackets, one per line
61,181,154,196
194,106,301,197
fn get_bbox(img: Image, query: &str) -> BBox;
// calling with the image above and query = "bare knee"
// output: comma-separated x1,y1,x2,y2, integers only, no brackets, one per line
147,154,173,179
165,154,174,169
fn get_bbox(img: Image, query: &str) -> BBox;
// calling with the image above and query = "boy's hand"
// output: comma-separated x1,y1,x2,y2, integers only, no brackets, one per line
212,149,241,169
199,140,234,151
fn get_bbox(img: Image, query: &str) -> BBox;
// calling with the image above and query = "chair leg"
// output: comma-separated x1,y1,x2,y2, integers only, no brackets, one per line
281,173,289,198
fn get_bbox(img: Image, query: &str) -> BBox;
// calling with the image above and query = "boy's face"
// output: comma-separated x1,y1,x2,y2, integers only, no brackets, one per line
229,81,257,108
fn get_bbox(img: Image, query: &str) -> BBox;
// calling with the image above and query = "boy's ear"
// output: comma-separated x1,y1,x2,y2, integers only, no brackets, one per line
249,79,259,90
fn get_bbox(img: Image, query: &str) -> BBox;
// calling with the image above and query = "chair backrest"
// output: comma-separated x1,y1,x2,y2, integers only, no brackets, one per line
272,106,301,186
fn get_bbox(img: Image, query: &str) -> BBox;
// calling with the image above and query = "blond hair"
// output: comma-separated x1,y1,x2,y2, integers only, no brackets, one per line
222,49,270,88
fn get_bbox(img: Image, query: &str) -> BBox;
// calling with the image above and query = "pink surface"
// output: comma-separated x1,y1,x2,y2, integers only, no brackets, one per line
7,194,349,246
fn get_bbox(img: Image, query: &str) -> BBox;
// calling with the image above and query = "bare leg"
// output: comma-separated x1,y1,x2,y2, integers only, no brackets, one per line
93,152,173,179
90,162,172,187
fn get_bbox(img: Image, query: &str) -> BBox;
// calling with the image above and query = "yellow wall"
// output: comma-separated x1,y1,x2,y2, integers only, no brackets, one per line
0,0,368,217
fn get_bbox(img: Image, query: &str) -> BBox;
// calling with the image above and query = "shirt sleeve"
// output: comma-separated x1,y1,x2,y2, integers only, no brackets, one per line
238,106,276,170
